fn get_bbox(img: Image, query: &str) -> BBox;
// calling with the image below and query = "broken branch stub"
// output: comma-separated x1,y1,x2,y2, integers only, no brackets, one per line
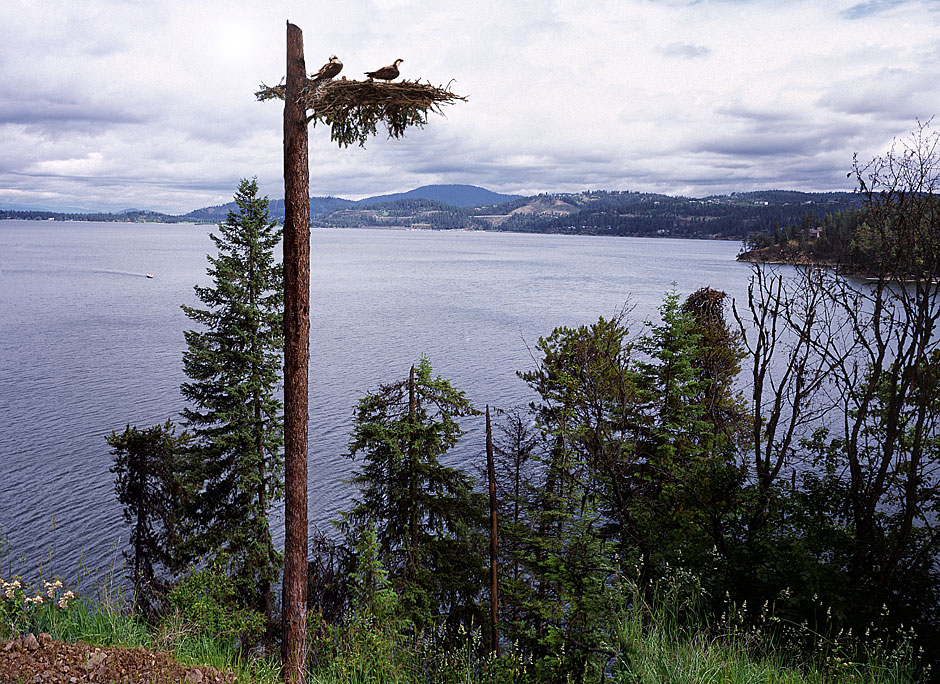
255,77,466,148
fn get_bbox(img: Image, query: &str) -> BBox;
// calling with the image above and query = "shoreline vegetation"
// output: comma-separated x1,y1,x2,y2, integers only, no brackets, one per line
736,200,939,280
0,558,922,684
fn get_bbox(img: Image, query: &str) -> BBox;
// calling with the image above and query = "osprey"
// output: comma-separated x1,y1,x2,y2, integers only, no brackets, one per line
312,55,343,81
364,59,403,82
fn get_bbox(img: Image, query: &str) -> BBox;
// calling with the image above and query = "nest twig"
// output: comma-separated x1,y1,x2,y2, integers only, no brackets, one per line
255,77,466,148
683,287,727,324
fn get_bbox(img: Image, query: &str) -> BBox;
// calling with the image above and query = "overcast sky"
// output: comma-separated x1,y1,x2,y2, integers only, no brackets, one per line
2,0,939,213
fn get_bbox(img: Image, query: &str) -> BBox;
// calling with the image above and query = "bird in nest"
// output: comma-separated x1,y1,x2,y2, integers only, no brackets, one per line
365,59,403,82
312,55,343,81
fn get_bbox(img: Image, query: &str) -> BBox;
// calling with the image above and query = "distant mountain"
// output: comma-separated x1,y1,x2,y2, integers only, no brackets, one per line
356,184,523,208
184,196,355,222
183,185,519,221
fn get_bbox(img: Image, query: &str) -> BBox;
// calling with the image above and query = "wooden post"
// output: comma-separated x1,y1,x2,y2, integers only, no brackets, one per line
282,20,309,684
486,405,499,654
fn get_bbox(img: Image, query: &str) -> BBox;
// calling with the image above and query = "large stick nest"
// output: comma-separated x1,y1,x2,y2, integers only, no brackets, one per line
682,286,727,324
255,77,466,148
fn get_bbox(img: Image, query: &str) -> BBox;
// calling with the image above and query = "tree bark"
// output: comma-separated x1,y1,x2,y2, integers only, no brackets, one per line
282,20,309,684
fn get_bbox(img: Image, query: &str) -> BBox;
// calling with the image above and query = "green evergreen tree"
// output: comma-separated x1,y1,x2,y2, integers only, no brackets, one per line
348,523,404,625
108,419,191,618
515,314,635,681
510,293,748,677
680,287,748,448
340,357,486,636
490,409,538,629
180,178,284,624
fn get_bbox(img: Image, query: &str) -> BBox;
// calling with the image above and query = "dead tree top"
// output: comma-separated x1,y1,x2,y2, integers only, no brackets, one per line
256,77,466,148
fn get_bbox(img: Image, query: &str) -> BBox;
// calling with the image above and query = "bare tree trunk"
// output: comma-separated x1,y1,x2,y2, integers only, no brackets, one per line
282,20,309,684
486,405,499,655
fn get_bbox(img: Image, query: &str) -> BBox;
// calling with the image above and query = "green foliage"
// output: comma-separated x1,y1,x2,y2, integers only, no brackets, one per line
789,354,940,630
513,291,744,591
1,537,279,683
723,126,940,665
312,525,414,683
607,563,923,684
179,178,284,617
347,524,406,626
108,419,191,617
167,559,265,650
341,357,487,635
307,563,921,684
681,286,749,447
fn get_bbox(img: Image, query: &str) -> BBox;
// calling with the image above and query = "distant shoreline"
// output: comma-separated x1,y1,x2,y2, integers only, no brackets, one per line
1,218,745,242
736,248,836,267
735,248,903,281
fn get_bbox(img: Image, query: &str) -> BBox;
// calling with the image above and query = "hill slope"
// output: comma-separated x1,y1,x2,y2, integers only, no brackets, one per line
356,184,523,207
311,189,864,239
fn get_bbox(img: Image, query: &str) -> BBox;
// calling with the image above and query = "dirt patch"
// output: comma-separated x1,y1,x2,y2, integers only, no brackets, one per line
0,633,235,683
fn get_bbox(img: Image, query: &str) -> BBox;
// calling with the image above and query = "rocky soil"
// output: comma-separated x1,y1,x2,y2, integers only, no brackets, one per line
0,633,235,684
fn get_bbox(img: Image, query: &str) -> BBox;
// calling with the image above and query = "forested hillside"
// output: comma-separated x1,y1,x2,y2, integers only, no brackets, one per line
311,189,864,239
3,187,865,241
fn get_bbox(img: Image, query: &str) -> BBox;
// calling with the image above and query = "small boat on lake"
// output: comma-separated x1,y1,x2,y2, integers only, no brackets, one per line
146,273,154,278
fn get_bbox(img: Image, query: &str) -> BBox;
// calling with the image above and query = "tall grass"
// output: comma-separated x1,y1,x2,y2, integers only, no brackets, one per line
615,604,915,684
1,573,921,684
612,568,923,684
0,524,923,684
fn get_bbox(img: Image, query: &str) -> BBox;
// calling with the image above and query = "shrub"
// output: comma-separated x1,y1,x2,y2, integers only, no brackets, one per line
167,559,264,650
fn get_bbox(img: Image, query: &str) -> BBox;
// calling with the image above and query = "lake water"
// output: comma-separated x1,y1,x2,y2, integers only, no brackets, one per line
0,220,750,580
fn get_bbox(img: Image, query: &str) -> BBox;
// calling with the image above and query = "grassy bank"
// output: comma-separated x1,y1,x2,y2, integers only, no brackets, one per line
1,567,922,684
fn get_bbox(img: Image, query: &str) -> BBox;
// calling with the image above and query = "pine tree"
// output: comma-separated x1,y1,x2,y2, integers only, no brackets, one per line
108,419,190,618
341,357,486,635
180,178,284,624
515,316,633,681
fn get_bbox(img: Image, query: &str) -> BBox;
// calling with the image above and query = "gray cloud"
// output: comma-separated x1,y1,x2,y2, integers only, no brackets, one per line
694,135,818,157
0,97,143,128
840,0,908,19
714,105,795,125
818,68,940,122
660,42,711,59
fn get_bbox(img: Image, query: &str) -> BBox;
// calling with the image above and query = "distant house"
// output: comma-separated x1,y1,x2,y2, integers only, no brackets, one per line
809,226,823,239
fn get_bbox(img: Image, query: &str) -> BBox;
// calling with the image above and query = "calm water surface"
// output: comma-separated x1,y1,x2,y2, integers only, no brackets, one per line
0,221,749,577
